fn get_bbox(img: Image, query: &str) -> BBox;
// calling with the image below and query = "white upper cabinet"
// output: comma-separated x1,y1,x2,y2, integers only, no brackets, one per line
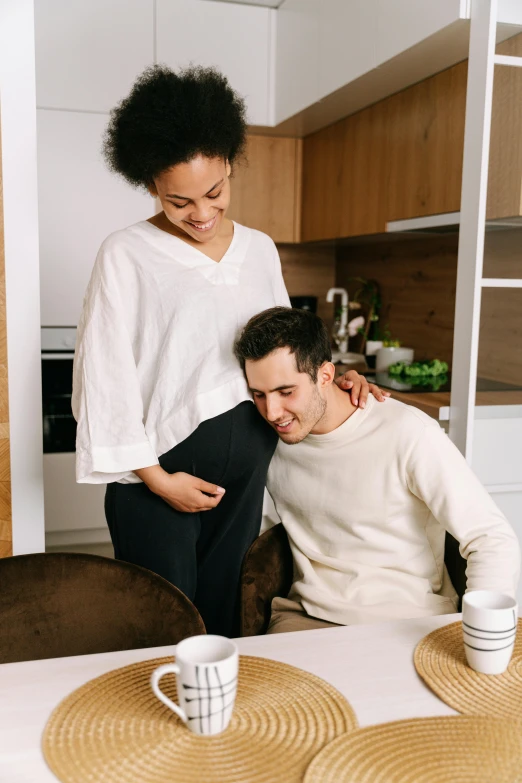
34,0,154,112
318,0,377,98
37,110,153,326
275,0,320,123
375,0,463,65
156,0,272,126
274,0,522,127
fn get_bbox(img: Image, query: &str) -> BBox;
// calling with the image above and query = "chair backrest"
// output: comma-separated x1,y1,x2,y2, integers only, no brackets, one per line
240,525,467,637
0,552,205,663
240,524,293,637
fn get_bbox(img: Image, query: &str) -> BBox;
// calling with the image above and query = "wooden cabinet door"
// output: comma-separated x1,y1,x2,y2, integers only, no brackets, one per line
301,100,389,242
228,135,302,243
301,59,467,240
385,62,466,222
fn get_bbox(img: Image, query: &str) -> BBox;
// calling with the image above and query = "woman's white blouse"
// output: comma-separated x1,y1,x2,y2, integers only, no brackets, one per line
72,221,290,484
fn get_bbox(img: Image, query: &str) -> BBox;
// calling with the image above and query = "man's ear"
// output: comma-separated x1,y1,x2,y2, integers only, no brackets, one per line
318,362,336,388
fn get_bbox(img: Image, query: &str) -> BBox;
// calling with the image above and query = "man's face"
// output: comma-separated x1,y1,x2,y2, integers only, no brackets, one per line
246,348,328,444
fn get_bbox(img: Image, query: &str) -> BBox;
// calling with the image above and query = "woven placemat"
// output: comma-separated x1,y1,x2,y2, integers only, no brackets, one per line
414,619,522,719
304,715,522,783
43,654,357,783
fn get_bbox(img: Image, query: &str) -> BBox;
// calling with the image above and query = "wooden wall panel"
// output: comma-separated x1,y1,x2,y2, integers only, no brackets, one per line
336,230,522,386
228,134,302,243
336,236,458,363
0,126,12,557
278,242,336,330
479,288,522,386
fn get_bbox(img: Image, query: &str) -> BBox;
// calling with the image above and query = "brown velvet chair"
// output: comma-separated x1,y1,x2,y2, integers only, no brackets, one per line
0,552,205,663
240,525,467,636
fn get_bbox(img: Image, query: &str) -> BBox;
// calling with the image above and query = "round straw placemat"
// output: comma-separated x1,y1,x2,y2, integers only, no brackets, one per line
42,654,357,783
303,715,522,783
414,619,522,719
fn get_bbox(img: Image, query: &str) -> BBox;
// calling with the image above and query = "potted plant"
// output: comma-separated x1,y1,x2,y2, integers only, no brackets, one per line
347,278,382,367
376,326,414,371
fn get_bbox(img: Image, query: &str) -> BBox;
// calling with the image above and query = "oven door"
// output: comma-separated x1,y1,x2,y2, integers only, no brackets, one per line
41,352,108,546
41,354,77,453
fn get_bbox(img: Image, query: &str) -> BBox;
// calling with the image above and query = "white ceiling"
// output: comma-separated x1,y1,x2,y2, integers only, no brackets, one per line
204,0,284,7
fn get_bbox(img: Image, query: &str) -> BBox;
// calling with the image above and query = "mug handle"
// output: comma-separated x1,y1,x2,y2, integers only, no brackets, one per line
150,664,188,723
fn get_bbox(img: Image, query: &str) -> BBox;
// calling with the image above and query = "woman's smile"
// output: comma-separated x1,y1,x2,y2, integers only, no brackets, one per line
184,214,218,232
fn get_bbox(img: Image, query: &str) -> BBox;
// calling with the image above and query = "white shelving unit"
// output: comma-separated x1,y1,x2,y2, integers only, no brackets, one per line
450,0,522,460
450,0,522,604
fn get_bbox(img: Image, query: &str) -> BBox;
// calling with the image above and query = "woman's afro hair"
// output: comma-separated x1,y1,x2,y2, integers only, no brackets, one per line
103,64,247,188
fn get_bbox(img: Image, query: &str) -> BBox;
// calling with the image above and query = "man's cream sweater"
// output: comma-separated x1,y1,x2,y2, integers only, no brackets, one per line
267,394,520,626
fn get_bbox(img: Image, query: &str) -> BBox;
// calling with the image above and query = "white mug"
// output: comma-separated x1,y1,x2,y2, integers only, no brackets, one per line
462,590,518,675
150,635,238,736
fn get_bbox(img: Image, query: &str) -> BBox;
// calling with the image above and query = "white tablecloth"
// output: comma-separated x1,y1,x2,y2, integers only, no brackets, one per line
0,613,459,783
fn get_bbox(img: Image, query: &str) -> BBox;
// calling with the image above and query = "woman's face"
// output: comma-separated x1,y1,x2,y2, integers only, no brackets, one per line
149,155,231,243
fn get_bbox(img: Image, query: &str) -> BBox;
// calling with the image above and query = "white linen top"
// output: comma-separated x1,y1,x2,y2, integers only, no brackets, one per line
267,394,520,625
72,220,290,484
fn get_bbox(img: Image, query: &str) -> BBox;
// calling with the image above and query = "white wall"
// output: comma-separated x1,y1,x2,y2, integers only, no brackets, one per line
0,0,45,554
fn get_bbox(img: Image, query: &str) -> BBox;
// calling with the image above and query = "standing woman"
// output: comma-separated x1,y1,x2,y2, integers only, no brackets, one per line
72,65,383,637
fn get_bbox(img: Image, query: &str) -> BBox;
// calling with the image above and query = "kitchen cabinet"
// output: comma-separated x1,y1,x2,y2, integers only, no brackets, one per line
487,33,522,220
301,32,522,242
274,0,320,124
34,0,154,113
156,0,272,127
385,62,467,222
37,109,153,326
227,135,302,243
274,0,484,128
302,100,389,241
375,0,463,66
317,0,376,103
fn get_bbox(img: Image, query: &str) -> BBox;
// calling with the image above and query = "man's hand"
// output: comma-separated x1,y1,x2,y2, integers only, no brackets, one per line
335,369,391,408
135,465,225,512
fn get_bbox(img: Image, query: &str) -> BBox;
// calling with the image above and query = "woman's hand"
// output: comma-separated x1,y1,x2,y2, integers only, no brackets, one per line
335,369,391,408
135,465,225,512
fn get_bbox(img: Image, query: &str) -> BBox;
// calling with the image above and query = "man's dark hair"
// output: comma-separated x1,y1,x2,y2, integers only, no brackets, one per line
103,64,247,188
235,307,332,382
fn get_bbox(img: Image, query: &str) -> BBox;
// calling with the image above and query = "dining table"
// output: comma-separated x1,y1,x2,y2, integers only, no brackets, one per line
0,613,460,783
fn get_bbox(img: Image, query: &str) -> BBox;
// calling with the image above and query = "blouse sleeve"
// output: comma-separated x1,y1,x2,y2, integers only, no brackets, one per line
271,240,291,307
72,243,159,484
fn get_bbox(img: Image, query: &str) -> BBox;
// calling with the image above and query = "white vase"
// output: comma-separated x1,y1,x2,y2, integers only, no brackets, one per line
375,347,414,372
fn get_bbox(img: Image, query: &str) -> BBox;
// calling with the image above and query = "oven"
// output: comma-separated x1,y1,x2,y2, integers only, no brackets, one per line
41,328,108,549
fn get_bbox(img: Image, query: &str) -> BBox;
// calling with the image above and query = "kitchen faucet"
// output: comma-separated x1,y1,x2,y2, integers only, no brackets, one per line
326,287,349,353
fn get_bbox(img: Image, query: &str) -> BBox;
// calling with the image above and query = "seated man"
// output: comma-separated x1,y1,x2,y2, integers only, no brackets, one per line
234,307,520,634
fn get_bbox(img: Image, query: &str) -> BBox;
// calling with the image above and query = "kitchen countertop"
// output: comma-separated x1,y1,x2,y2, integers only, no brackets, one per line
335,364,522,421
386,390,522,421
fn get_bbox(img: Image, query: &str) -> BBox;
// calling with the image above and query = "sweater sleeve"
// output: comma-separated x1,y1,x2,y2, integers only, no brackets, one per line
405,421,520,598
72,245,159,484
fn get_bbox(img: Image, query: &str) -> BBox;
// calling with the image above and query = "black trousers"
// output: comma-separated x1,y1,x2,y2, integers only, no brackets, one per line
105,402,278,638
